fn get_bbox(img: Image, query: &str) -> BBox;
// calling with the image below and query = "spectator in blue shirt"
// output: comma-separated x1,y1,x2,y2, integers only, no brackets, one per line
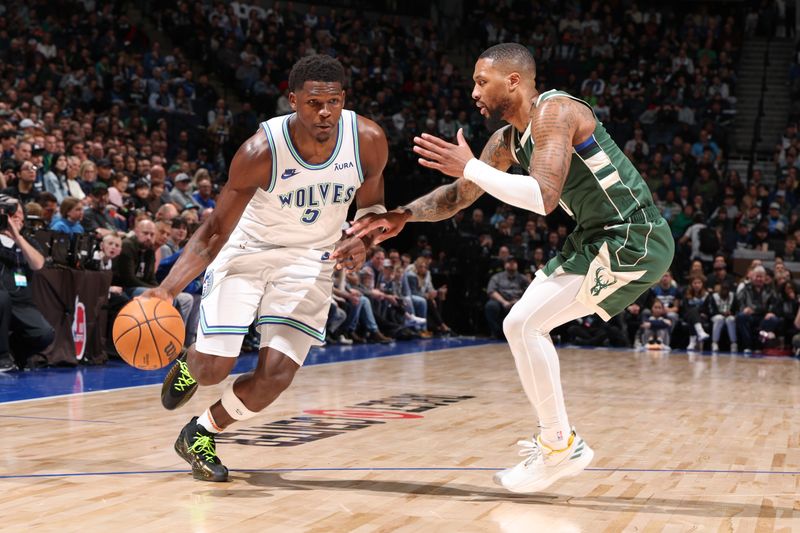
191,175,216,210
49,197,85,235
691,129,720,160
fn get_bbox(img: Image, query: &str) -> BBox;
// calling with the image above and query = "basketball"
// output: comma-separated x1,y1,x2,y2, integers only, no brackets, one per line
113,298,185,370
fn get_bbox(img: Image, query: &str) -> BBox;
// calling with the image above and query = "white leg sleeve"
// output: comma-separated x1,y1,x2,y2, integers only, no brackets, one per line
502,273,593,448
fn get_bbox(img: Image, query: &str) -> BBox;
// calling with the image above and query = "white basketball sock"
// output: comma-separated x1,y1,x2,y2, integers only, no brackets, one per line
197,408,222,434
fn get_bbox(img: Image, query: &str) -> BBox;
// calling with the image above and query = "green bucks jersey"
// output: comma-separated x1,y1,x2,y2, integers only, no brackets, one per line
508,89,674,320
510,89,656,230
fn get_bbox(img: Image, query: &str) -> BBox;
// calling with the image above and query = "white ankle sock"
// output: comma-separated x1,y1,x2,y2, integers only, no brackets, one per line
197,408,221,434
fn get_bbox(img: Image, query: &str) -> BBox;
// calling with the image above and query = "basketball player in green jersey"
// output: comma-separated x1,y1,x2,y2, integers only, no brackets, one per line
342,43,674,494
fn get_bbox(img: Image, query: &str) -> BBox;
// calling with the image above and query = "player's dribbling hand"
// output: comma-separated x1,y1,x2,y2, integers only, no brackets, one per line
413,128,474,178
331,234,367,272
346,209,410,244
138,287,174,302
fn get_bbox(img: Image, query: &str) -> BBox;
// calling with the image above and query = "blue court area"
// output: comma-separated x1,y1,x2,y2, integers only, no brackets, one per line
0,337,499,404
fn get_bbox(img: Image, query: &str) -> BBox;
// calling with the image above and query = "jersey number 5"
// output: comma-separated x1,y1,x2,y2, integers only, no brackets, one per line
301,208,320,224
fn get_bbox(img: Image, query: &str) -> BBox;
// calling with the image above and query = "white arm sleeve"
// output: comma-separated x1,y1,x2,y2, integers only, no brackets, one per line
463,158,547,215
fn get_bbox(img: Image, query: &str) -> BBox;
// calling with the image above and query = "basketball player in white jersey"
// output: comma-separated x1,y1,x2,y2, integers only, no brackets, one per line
142,55,388,482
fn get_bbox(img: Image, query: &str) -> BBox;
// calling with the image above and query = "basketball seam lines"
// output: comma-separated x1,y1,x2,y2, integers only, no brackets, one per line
153,314,184,351
138,299,161,369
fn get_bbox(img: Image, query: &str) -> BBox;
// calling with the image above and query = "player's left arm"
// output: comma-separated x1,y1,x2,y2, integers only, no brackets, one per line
528,98,587,214
331,115,388,271
353,115,388,223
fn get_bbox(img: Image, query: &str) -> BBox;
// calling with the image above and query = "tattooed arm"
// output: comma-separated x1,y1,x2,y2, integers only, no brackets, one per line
529,98,592,213
144,131,269,300
403,126,514,222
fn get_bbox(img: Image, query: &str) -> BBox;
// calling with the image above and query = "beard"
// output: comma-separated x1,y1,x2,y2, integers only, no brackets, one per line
486,96,512,122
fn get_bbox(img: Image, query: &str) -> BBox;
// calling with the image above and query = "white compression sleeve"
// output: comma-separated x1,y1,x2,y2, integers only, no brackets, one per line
463,158,547,215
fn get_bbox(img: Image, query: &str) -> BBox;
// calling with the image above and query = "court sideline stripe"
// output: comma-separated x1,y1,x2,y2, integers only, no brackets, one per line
0,342,497,406
0,414,117,424
3,466,800,480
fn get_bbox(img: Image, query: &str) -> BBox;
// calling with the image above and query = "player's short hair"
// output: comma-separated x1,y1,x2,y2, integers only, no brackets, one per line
288,55,346,92
479,43,536,76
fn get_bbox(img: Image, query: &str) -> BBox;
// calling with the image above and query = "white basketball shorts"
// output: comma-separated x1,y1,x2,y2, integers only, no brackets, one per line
195,230,334,365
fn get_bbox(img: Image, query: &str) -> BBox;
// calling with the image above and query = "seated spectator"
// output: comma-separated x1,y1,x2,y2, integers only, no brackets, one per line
358,268,404,340
0,196,54,370
645,271,681,328
340,270,392,343
683,276,710,350
78,160,98,197
485,257,529,339
679,212,717,264
781,235,800,261
49,197,85,235
130,179,151,212
406,256,451,335
82,183,118,238
2,160,39,205
159,217,188,259
43,154,69,203
108,173,129,210
706,283,738,352
566,314,627,347
37,192,58,228
325,299,351,345
90,232,129,352
776,282,799,347
192,175,216,210
706,255,737,289
637,300,672,350
169,172,194,209
153,220,173,266
735,265,780,354
65,156,85,201
378,260,426,336
147,179,167,216
394,263,428,329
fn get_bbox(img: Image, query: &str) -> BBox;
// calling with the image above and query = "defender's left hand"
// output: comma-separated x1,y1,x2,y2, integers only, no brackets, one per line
332,234,368,272
413,129,474,178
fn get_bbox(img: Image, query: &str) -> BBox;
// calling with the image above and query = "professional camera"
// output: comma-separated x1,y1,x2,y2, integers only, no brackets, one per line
0,194,19,232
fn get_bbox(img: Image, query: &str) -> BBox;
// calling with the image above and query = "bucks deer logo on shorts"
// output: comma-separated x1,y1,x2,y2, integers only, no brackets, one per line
590,266,618,296
201,270,214,299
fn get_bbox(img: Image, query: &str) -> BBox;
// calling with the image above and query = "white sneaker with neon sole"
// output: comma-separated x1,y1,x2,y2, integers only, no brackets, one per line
494,430,594,494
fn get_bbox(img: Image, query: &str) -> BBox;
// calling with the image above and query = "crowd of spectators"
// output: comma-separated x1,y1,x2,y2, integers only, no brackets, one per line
1,0,799,370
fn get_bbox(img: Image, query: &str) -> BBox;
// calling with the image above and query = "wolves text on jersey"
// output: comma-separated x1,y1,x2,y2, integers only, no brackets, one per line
278,182,356,224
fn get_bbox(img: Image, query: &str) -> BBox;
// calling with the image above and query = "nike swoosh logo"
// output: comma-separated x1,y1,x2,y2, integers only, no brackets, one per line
281,169,300,180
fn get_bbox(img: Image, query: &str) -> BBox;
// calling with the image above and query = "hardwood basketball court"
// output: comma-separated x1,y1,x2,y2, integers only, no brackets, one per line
2,341,799,531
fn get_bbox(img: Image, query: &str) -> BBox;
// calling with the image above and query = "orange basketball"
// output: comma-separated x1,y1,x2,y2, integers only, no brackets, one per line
113,298,185,370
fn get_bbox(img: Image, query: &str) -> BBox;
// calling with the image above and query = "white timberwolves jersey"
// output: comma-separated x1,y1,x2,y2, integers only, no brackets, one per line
235,110,364,249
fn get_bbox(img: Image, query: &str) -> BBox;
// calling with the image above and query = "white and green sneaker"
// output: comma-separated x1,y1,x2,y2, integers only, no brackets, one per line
494,429,594,493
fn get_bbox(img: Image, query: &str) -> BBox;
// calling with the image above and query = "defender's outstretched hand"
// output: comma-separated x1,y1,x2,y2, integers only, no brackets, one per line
413,128,474,178
346,209,411,244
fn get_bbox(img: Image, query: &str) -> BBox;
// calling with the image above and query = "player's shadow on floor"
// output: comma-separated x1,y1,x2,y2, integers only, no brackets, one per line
206,471,790,518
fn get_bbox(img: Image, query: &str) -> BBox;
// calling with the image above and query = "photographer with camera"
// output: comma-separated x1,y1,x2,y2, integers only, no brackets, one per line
0,195,55,371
